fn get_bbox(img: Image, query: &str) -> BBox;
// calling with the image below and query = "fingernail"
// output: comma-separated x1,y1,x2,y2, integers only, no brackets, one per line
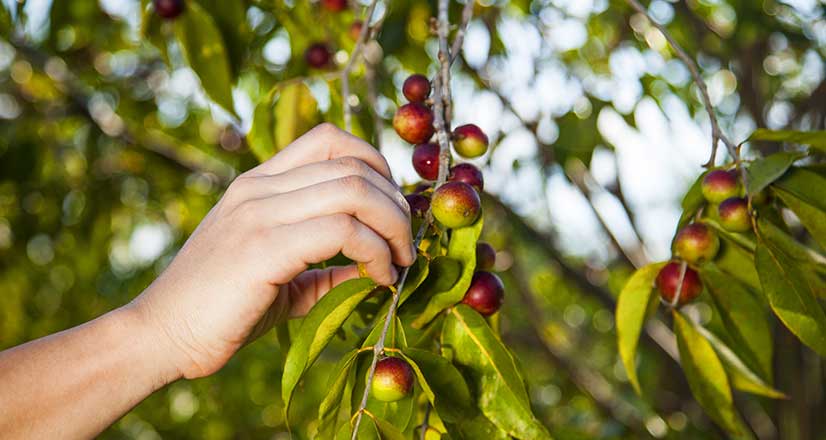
390,266,399,284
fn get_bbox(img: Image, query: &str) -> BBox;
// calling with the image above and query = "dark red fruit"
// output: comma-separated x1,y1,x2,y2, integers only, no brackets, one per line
449,163,484,192
349,21,364,40
431,181,481,229
305,43,332,69
412,142,440,181
718,197,751,232
393,103,434,144
371,357,414,402
452,124,488,158
322,0,348,12
405,194,430,218
403,74,431,103
153,0,184,19
655,262,703,305
462,271,505,316
476,242,496,271
674,223,719,264
701,169,740,203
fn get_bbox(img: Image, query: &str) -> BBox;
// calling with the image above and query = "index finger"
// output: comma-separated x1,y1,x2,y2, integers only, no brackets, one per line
251,123,394,182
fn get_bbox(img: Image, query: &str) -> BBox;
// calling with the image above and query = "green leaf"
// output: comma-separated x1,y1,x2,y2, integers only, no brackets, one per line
173,1,235,113
678,171,708,231
673,311,742,434
691,324,786,399
714,238,761,290
773,167,826,212
757,218,826,267
755,233,826,357
442,305,552,440
444,413,510,440
372,416,408,440
397,256,431,307
193,0,249,78
412,217,484,328
615,262,666,394
700,264,772,380
774,187,826,251
139,1,170,64
399,348,474,423
274,82,320,152
317,349,361,438
247,91,276,163
748,128,826,153
282,278,377,410
745,151,805,196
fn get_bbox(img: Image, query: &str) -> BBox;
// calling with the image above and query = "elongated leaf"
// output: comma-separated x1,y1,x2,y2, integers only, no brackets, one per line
397,256,431,307
692,325,786,399
413,218,484,328
714,238,761,290
173,1,234,113
673,311,742,434
317,349,361,438
774,187,826,250
700,265,772,380
442,305,552,439
615,262,666,394
755,237,826,356
282,278,377,409
748,128,826,153
274,82,319,152
444,413,510,440
773,167,826,212
757,218,826,267
247,90,276,163
745,151,805,196
372,416,407,440
678,172,708,231
194,0,249,78
400,348,474,422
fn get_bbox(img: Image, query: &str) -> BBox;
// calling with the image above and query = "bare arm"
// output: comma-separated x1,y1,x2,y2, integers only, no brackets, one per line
0,123,414,439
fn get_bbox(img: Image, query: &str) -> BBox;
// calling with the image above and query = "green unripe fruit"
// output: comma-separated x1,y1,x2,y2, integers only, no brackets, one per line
452,124,489,158
674,223,720,264
718,197,751,232
431,182,481,229
701,169,740,203
371,357,414,402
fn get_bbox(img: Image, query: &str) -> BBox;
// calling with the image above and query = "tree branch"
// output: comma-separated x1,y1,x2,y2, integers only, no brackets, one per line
342,0,380,132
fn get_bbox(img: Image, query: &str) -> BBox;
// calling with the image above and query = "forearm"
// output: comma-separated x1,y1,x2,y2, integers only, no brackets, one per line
0,304,181,439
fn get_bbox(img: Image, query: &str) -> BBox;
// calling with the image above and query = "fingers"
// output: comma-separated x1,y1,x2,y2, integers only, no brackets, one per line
273,214,399,286
284,265,359,318
252,176,415,266
252,123,393,181
228,157,409,215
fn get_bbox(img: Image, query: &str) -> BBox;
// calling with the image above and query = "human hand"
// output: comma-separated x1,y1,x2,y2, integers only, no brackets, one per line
129,123,415,380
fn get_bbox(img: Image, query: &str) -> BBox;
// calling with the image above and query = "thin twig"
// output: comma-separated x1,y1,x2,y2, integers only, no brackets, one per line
437,0,453,128
342,0,380,132
434,0,453,183
419,404,431,440
449,0,476,63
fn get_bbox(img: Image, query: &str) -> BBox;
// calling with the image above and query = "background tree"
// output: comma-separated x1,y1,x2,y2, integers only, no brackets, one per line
2,0,826,438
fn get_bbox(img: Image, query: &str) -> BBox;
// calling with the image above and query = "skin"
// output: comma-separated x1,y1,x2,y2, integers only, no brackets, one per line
0,123,415,439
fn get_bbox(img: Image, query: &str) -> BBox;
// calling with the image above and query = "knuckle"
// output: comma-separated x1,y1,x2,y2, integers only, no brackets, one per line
331,213,358,235
335,156,367,176
339,175,371,198
313,122,340,137
233,200,261,225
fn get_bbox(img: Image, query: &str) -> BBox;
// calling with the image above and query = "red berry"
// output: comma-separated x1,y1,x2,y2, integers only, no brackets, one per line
305,43,332,69
449,163,484,192
718,197,751,232
452,124,489,158
371,357,414,402
153,0,184,19
476,242,496,271
349,21,364,40
656,262,703,305
462,271,505,316
405,194,430,218
431,181,481,229
393,103,434,144
674,223,720,264
412,143,440,181
403,74,431,103
701,169,740,203
322,0,348,12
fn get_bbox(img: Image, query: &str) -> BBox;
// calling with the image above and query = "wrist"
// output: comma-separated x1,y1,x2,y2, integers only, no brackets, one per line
114,302,183,389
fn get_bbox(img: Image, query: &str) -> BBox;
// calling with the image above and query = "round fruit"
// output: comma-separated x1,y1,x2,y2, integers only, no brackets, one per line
718,197,751,232
405,194,430,218
403,74,431,103
452,124,489,158
449,163,484,192
431,182,481,229
371,357,414,402
393,103,434,144
153,0,185,19
349,21,364,40
322,0,348,12
674,223,720,264
656,262,703,305
701,169,740,203
476,242,496,271
305,43,332,69
412,142,440,181
462,271,505,316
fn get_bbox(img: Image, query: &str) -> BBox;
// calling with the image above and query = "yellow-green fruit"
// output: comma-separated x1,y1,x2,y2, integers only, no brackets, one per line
431,181,481,228
452,124,489,158
371,357,414,402
674,223,720,264
718,197,751,232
